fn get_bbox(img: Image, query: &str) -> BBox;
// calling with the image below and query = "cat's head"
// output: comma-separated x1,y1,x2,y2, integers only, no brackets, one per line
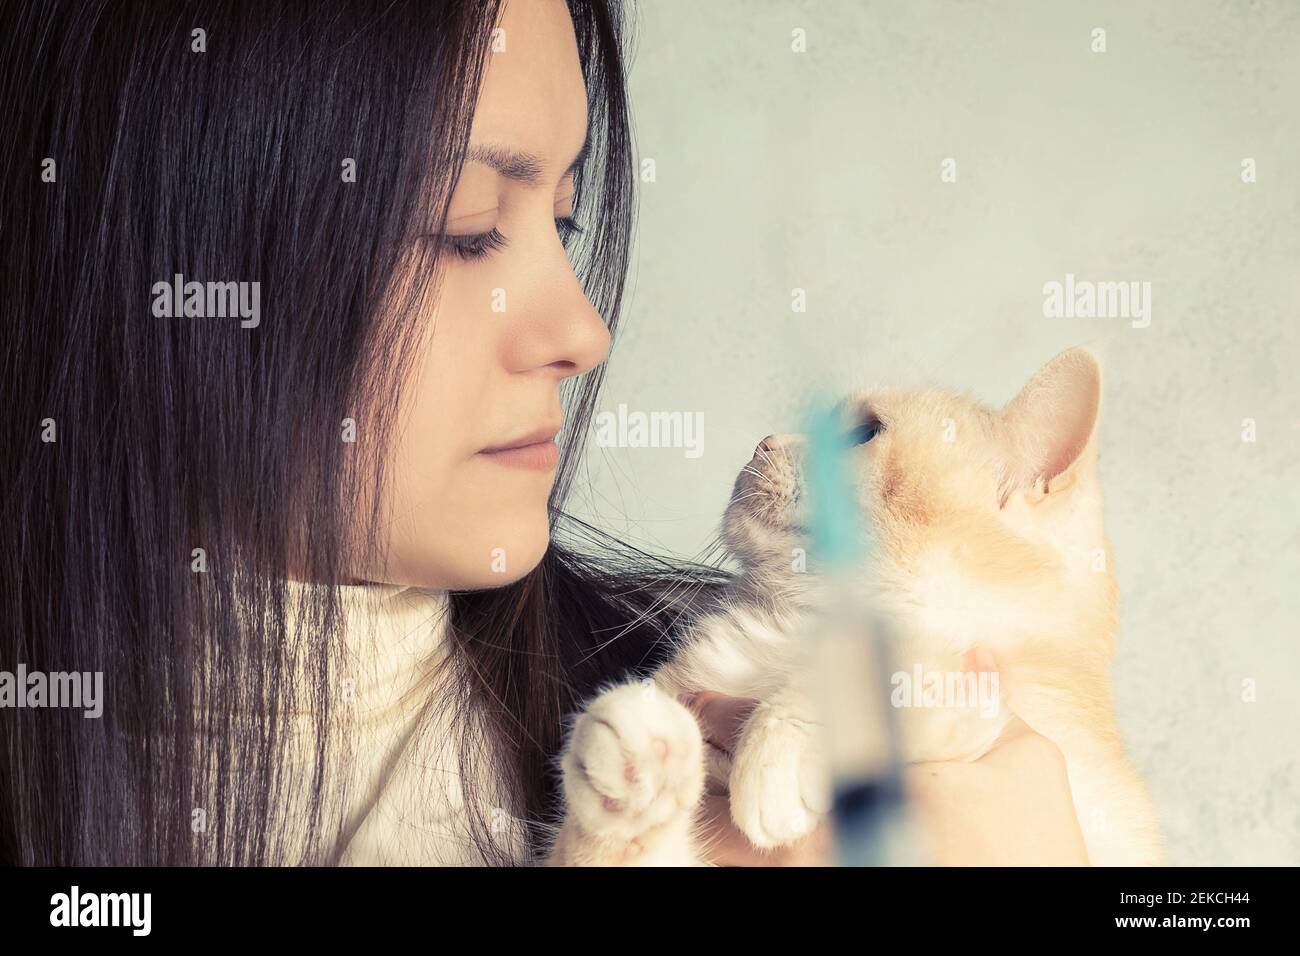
723,347,1118,756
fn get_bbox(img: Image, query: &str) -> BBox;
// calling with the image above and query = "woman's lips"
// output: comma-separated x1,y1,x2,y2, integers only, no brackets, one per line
478,438,560,471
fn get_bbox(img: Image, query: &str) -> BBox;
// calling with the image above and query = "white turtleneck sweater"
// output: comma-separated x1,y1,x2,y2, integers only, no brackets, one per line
267,582,524,866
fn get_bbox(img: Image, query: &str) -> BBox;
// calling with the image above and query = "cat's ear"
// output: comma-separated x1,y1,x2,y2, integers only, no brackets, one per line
997,347,1102,506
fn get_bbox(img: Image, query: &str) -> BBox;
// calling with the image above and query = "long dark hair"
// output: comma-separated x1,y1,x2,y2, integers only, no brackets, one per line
1,0,723,865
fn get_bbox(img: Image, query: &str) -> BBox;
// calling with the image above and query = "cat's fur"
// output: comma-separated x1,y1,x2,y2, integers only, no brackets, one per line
546,347,1160,866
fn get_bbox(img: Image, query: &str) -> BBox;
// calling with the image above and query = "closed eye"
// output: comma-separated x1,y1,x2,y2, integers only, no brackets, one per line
555,215,583,245
442,217,583,262
443,228,506,262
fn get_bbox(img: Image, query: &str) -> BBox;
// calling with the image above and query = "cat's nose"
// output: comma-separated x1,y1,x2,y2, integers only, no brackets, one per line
756,434,790,454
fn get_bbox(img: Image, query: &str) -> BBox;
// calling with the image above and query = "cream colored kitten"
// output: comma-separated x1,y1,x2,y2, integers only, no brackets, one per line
547,347,1160,866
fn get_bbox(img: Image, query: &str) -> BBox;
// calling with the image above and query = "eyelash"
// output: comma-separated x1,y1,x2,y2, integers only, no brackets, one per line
444,217,584,262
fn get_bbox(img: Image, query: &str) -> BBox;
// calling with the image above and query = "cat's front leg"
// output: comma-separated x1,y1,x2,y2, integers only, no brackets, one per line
547,679,706,866
728,676,831,850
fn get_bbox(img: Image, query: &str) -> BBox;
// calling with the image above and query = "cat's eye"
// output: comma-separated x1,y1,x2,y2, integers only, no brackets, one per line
847,417,882,446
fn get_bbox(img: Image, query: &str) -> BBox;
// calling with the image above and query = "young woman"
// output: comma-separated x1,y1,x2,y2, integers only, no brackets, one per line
0,0,1087,866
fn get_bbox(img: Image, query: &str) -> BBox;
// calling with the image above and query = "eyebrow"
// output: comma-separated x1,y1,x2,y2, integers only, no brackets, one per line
465,136,590,188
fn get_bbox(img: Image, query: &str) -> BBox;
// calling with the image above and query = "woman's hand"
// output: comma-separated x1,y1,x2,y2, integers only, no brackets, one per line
686,692,1089,866
905,716,1090,865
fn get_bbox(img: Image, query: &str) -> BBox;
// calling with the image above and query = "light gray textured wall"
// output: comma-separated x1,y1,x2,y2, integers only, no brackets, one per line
568,0,1300,865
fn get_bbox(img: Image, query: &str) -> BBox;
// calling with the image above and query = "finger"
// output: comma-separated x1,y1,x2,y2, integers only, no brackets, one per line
962,648,1052,742
678,691,757,753
962,645,998,674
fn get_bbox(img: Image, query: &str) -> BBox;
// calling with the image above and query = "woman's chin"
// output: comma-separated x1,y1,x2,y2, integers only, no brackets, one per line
412,516,551,590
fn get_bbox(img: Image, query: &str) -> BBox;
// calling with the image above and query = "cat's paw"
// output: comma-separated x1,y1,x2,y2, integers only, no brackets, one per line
560,681,705,856
729,702,830,849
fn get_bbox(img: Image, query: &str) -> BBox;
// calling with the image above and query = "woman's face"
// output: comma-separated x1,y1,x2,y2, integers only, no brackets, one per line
378,0,609,590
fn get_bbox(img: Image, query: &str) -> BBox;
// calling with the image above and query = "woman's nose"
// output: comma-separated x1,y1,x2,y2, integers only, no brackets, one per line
505,275,611,378
561,297,611,378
